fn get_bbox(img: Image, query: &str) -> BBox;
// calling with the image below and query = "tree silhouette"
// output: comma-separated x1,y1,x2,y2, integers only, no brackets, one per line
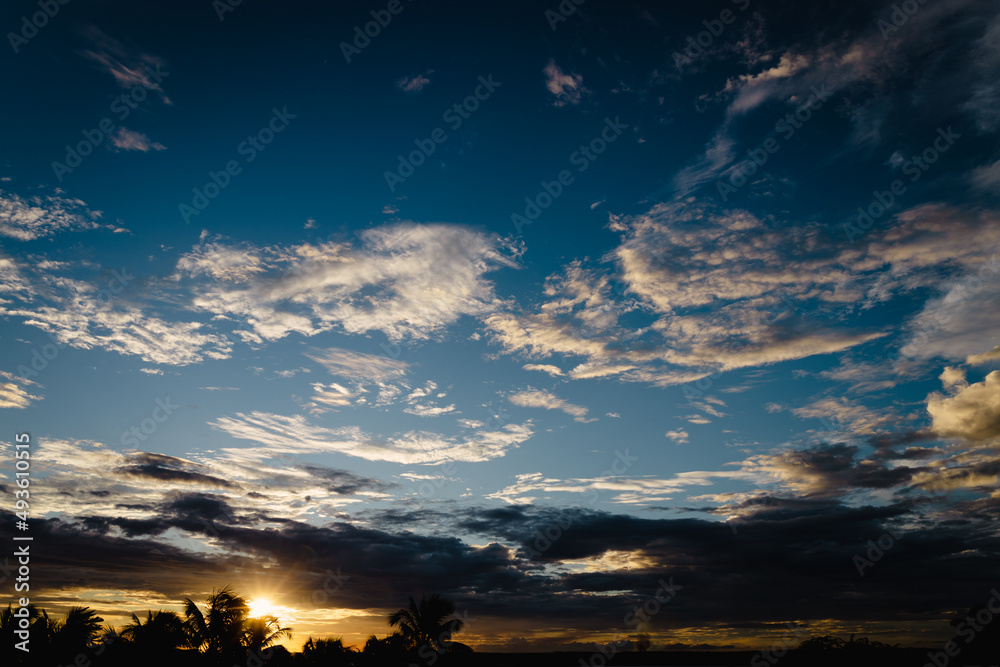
184,585,250,662
360,633,410,667
121,610,189,653
300,636,357,666
243,613,292,656
388,593,465,655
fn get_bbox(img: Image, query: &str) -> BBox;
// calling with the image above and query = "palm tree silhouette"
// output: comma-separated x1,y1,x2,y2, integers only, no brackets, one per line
301,636,357,666
243,613,292,656
183,585,250,660
388,593,465,654
121,610,189,653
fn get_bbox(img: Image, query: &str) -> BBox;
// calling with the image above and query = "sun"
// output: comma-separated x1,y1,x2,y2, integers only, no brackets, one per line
247,597,279,618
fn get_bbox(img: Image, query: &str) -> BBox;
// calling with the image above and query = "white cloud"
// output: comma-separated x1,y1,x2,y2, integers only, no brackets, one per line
0,189,106,240
508,389,591,422
2,256,233,365
665,429,689,444
306,347,409,381
522,363,564,377
403,403,458,417
927,369,1000,441
306,382,359,412
790,396,896,435
210,411,534,465
968,346,1000,366
110,128,166,152
487,469,750,505
0,371,41,409
176,223,520,343
543,59,589,107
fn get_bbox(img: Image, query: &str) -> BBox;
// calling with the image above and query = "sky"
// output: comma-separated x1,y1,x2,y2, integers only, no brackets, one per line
1,0,1000,654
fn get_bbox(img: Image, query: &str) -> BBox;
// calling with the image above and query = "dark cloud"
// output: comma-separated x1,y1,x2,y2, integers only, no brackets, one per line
117,452,239,489
298,463,397,495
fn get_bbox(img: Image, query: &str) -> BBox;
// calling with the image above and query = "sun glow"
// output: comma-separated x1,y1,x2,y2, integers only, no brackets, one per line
247,597,280,618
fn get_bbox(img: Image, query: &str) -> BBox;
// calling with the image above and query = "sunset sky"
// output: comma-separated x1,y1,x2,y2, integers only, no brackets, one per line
1,0,999,653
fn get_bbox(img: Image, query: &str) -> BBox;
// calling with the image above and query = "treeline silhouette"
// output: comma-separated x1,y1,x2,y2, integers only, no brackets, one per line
1,587,997,667
0,587,471,667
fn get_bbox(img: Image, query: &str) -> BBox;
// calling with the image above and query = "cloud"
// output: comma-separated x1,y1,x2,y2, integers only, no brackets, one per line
789,397,896,435
0,370,41,409
3,299,232,366
543,59,589,107
671,0,999,196
522,364,564,377
962,9,1000,132
488,200,924,386
80,26,171,104
508,389,591,422
0,189,106,240
927,369,1000,441
176,223,520,343
109,127,166,152
968,346,1000,366
402,380,456,417
305,347,409,382
740,443,925,497
306,382,360,411
665,429,689,444
1,253,232,365
209,411,534,464
397,71,432,92
487,468,752,505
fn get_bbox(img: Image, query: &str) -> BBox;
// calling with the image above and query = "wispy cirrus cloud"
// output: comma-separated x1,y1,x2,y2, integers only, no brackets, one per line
209,411,533,465
80,26,171,104
0,370,42,409
508,388,592,422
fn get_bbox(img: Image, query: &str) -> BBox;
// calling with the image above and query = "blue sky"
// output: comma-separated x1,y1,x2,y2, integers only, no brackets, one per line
2,0,1000,653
